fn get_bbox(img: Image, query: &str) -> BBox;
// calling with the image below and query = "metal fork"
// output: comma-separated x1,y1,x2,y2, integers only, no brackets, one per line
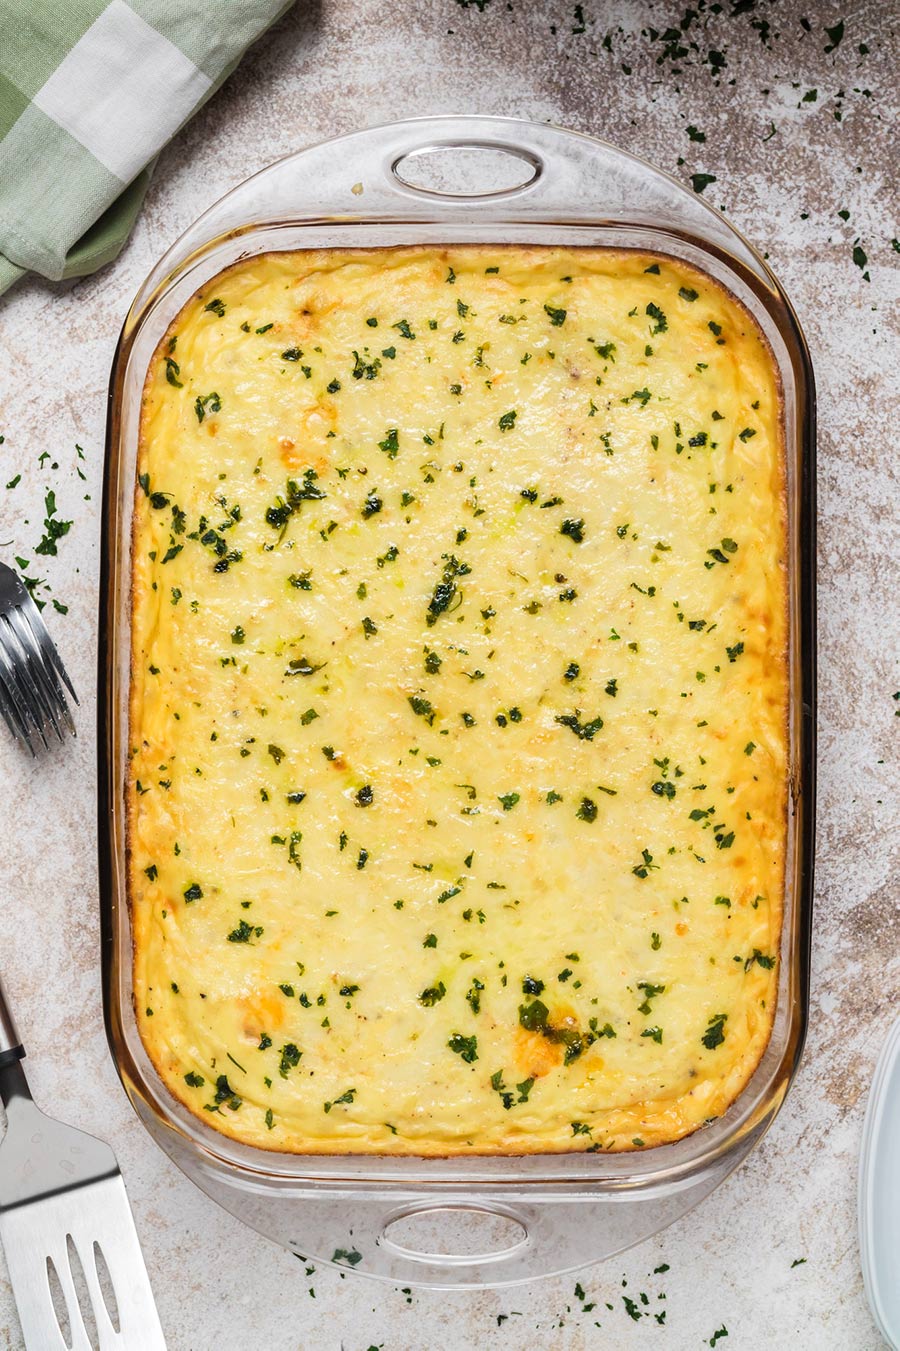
0,975,166,1349
0,560,77,753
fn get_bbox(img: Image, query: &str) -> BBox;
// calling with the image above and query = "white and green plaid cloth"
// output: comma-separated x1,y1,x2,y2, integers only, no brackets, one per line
0,0,292,298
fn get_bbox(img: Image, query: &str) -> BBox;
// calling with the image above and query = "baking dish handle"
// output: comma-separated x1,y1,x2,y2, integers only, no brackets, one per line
127,115,777,331
338,116,631,213
267,1167,744,1288
173,1126,761,1290
384,134,544,203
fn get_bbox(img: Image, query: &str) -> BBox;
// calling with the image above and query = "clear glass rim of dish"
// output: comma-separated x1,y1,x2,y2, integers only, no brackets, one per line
98,114,816,1196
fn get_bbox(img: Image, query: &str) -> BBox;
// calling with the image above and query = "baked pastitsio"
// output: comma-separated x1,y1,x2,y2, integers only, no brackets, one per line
129,246,787,1154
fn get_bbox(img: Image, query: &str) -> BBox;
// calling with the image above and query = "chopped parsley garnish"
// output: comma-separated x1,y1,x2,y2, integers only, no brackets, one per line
194,392,221,423
265,469,325,530
745,949,776,972
324,1088,356,1112
448,1033,478,1063
425,553,470,626
702,1013,728,1049
408,694,436,725
632,848,658,878
576,797,597,822
379,428,400,458
555,711,603,741
518,1005,545,1032
705,537,738,567
637,982,665,1014
34,491,72,557
227,919,262,943
351,349,381,380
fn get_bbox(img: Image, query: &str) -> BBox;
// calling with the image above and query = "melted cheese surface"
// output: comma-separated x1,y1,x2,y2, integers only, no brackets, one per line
130,246,787,1154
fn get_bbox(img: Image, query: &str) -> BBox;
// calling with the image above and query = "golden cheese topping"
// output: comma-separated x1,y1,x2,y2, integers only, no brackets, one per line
130,246,787,1155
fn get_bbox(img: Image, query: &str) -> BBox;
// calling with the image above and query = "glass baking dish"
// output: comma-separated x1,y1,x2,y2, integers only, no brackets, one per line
98,115,816,1288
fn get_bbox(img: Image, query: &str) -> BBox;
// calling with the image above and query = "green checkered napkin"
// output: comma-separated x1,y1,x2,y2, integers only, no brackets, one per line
0,0,293,298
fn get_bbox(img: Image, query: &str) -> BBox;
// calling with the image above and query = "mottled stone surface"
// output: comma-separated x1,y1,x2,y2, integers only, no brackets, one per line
0,2,897,1347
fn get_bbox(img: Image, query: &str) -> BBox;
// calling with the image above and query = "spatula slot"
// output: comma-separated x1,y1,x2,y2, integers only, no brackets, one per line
92,1240,121,1334
46,1254,72,1348
67,1233,100,1350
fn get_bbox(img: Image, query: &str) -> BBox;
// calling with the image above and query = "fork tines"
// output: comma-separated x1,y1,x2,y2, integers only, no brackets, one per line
0,562,77,754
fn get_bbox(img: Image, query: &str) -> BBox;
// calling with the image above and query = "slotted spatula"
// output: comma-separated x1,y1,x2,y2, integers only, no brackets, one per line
0,974,165,1349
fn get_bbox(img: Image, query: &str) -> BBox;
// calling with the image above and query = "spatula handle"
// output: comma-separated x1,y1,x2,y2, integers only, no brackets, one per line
0,973,24,1069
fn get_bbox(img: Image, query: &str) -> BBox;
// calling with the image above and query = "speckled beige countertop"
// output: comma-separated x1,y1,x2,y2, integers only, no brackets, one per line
0,2,897,1347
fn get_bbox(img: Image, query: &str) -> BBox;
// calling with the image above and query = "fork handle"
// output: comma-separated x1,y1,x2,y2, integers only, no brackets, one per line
0,973,24,1069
